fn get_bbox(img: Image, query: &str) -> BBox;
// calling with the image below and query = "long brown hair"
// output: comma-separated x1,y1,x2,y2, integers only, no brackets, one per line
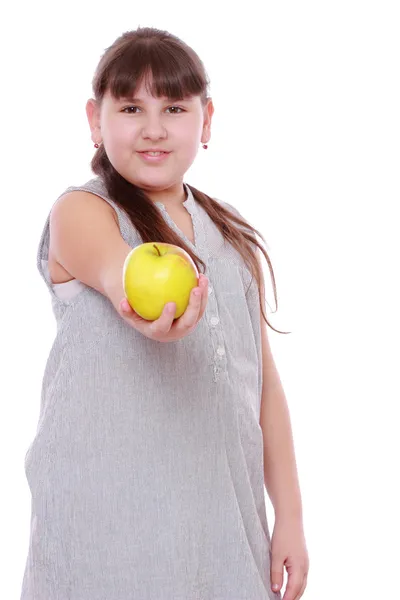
90,27,289,335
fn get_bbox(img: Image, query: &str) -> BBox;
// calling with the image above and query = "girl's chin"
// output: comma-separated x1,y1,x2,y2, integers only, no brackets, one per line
126,175,179,190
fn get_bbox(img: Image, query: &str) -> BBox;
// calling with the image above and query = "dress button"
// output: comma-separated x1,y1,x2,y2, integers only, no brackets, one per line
217,346,225,356
210,316,219,326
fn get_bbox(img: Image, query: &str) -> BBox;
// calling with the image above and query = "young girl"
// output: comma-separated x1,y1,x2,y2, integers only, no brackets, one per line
20,27,308,600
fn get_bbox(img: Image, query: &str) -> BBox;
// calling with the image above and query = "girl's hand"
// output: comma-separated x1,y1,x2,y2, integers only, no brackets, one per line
118,274,209,342
270,517,309,600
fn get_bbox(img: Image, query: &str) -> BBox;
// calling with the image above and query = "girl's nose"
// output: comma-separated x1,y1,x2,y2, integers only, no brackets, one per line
141,118,167,140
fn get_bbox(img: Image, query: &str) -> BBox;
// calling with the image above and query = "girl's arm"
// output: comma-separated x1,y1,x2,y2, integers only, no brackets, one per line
257,249,304,521
49,190,135,312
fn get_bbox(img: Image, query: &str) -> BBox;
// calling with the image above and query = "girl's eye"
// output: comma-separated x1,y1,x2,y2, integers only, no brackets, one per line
122,106,184,114
122,106,140,114
167,106,184,114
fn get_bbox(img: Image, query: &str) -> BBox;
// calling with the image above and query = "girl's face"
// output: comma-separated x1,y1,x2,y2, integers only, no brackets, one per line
87,78,214,200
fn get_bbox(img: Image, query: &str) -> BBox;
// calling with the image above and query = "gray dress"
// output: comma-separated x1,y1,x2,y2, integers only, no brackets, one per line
20,177,281,600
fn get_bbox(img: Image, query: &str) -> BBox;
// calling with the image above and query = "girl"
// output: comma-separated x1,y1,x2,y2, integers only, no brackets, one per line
21,27,308,600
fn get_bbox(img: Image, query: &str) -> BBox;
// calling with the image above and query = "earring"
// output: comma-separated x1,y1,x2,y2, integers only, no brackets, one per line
202,144,208,149
94,143,100,148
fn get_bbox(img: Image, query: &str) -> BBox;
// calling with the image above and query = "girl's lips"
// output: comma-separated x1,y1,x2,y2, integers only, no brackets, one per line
137,151,171,163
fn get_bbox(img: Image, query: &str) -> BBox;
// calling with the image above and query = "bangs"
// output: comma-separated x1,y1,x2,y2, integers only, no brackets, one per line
105,41,208,102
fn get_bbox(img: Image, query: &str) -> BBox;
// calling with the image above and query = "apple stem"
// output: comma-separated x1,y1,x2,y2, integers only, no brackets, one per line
153,244,161,257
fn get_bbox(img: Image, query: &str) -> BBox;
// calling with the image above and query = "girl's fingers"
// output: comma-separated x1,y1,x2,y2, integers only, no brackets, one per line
120,299,147,323
293,573,308,600
177,285,202,329
281,568,304,600
148,302,176,337
197,275,209,317
120,298,132,313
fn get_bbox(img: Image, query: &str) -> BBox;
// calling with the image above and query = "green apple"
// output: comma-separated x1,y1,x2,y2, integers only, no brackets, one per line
122,242,200,320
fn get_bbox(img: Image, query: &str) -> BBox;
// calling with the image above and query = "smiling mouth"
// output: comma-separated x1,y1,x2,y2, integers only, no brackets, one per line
139,151,170,156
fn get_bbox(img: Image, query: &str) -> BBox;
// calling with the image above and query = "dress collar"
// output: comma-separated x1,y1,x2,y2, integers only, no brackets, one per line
155,183,195,210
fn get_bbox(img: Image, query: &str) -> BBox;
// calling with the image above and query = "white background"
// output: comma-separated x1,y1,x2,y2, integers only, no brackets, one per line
1,1,399,598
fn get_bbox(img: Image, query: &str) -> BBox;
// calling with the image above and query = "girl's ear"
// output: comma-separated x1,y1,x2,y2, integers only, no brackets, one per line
86,98,102,145
202,98,215,143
